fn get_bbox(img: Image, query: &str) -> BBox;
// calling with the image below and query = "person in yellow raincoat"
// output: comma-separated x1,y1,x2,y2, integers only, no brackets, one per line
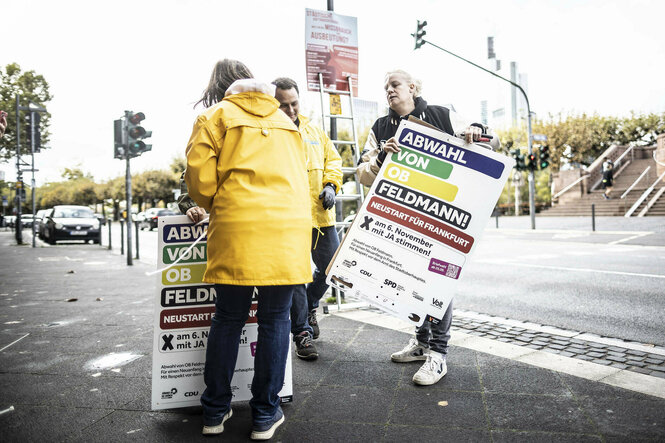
185,59,311,440
271,78,342,361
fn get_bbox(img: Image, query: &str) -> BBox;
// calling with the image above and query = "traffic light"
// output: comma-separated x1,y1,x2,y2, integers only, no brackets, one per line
510,147,527,171
114,119,126,159
539,145,550,169
527,152,537,171
414,20,427,50
126,111,152,157
25,112,41,153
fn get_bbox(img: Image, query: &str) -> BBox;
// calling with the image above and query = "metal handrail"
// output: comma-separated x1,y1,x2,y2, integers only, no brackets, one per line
625,170,665,217
637,186,665,217
655,150,665,167
552,174,588,200
615,144,635,166
620,166,650,199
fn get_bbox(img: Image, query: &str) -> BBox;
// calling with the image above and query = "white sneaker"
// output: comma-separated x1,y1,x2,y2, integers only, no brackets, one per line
412,351,447,385
202,409,233,435
391,338,429,363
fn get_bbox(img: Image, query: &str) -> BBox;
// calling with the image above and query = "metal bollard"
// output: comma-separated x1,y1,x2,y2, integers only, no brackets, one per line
591,203,596,232
495,213,499,228
107,219,112,250
120,220,125,255
134,221,140,260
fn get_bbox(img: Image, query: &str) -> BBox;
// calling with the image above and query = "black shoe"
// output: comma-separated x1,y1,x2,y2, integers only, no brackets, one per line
294,332,318,360
308,309,320,339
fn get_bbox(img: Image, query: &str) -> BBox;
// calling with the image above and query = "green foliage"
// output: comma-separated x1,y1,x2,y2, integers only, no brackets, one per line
0,63,52,161
498,112,665,171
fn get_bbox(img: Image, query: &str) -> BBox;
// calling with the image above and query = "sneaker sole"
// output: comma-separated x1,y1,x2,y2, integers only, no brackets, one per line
202,409,233,435
250,414,285,440
391,354,428,363
412,370,448,386
296,351,319,361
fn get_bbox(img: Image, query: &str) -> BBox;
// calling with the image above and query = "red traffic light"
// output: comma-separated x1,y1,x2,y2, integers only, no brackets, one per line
129,126,147,138
129,112,145,125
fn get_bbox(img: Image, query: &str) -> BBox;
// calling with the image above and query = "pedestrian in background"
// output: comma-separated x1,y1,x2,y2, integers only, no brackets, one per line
272,77,343,361
357,69,499,386
602,159,614,199
185,59,311,440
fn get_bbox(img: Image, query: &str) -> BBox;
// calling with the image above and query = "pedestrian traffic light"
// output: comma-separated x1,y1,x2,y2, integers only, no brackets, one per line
539,145,550,169
114,119,126,159
25,112,41,153
125,111,152,157
527,152,537,171
414,20,427,50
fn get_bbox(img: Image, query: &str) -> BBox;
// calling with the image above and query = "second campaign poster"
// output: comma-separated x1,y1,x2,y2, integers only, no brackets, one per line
151,215,293,410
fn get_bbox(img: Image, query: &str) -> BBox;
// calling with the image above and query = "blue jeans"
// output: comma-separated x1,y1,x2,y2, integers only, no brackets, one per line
201,284,293,426
416,299,453,355
291,226,340,334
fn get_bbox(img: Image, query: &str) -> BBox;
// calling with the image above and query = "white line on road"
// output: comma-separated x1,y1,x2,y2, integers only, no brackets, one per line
476,259,665,279
0,333,30,352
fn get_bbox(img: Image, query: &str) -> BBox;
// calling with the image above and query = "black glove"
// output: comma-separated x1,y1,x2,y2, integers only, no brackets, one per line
319,183,336,210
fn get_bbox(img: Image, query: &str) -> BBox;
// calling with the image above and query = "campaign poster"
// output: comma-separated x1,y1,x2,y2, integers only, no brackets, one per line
151,215,293,410
305,8,358,95
326,120,514,327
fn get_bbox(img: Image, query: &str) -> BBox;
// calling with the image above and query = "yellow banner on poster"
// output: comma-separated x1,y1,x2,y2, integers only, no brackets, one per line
381,164,458,202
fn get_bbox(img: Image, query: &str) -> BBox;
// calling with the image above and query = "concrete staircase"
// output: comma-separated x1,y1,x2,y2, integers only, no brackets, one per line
542,150,663,217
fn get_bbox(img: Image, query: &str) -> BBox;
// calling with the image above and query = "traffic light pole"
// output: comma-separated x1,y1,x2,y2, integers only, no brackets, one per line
14,94,23,245
125,154,133,266
416,37,537,229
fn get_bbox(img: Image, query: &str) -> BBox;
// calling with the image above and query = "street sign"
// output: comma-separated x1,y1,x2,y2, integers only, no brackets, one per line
532,134,548,142
329,94,342,115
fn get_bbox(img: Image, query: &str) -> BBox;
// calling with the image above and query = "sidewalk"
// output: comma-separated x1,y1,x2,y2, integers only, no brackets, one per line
1,231,664,442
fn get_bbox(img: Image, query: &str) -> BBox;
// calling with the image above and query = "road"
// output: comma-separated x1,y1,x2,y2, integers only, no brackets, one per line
20,217,665,348
457,229,665,347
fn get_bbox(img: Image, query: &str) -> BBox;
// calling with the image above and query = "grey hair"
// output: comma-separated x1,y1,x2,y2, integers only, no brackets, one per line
195,59,254,108
385,69,422,97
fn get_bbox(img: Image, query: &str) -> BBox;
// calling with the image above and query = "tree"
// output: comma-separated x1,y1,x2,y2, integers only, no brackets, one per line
0,63,53,161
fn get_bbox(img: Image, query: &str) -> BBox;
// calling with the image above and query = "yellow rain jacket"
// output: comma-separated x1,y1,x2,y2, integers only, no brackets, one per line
185,91,312,286
299,115,343,229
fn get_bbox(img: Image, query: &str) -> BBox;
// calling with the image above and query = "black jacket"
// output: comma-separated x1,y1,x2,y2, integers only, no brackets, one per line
370,97,455,145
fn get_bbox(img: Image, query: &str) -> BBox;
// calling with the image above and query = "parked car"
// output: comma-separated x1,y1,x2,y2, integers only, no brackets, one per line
94,213,108,226
5,215,16,228
20,214,36,229
32,209,50,238
42,205,101,245
139,208,178,231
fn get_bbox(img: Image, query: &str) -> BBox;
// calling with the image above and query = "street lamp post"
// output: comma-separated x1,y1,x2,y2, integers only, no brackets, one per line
413,29,537,229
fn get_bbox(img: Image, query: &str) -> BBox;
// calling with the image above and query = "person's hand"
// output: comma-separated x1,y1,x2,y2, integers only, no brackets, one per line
382,137,401,153
0,111,7,138
186,206,207,223
463,125,483,144
378,137,401,164
319,184,336,210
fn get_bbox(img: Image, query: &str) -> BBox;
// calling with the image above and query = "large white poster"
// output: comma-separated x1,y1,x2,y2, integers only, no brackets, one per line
305,8,358,94
151,215,293,410
327,120,514,327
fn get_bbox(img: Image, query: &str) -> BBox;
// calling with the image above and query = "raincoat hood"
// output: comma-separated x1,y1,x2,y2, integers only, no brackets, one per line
223,79,279,118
